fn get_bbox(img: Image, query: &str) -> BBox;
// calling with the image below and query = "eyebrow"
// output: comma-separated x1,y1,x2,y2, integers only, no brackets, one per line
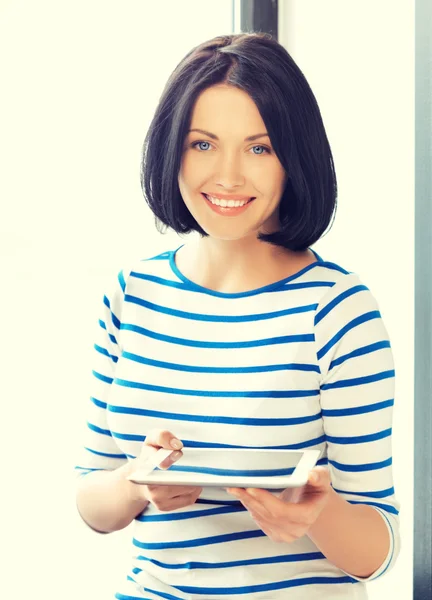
188,128,270,142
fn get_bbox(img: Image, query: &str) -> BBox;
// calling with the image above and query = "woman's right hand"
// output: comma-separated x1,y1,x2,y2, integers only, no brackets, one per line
128,429,202,512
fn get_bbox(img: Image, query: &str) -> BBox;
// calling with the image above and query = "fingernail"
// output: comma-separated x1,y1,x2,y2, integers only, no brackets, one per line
170,439,182,450
170,451,182,460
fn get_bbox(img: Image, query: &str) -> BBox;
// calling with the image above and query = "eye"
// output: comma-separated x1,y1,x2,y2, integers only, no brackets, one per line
251,145,270,155
191,141,212,151
190,141,271,154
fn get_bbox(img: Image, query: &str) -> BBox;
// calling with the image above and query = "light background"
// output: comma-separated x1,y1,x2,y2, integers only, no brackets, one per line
0,1,413,598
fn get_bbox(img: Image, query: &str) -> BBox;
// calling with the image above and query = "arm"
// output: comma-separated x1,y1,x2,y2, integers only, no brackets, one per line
311,272,400,580
76,461,149,534
74,268,201,532
308,482,392,578
74,268,142,533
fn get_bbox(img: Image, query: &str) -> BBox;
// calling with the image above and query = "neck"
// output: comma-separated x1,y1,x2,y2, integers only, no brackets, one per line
176,235,312,294
198,235,288,268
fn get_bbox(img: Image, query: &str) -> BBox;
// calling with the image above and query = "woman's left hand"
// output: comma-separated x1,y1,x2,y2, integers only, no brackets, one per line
226,467,332,543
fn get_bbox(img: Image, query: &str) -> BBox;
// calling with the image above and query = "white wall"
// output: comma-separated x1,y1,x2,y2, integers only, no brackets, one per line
0,2,232,598
279,2,414,599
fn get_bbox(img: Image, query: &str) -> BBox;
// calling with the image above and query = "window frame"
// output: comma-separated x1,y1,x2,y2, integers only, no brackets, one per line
240,0,278,39
414,0,432,598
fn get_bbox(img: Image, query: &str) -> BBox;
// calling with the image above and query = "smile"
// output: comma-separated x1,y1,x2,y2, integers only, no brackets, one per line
202,193,255,216
203,194,254,208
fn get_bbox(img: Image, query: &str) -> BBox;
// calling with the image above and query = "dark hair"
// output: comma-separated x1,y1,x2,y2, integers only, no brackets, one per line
141,33,337,251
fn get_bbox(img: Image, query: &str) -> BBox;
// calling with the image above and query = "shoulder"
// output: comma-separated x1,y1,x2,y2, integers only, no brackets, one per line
303,256,372,307
100,248,176,321
121,247,178,285
107,247,178,296
304,252,384,325
311,261,386,358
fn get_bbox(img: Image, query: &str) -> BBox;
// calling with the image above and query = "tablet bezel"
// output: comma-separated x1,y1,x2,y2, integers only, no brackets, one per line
127,448,322,489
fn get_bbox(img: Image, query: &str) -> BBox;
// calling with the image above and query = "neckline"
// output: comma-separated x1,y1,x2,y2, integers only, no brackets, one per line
168,244,324,299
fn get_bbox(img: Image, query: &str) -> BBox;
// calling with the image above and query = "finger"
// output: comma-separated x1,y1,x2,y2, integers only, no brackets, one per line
160,488,202,511
172,486,202,499
148,484,199,496
307,467,331,488
278,486,303,504
225,487,243,496
138,445,178,467
144,429,183,451
230,489,273,519
159,450,183,470
171,488,202,506
245,487,298,517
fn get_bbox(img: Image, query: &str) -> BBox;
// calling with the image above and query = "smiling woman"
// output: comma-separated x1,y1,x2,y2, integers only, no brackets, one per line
75,32,400,600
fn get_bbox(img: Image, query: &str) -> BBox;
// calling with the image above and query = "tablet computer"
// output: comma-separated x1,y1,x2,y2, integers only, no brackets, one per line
127,448,322,489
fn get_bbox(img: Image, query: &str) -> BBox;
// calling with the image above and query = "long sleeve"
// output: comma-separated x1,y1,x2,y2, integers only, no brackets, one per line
75,268,130,478
314,272,401,582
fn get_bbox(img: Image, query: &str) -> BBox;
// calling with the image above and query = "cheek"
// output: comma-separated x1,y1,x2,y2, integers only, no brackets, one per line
179,158,206,195
248,162,286,192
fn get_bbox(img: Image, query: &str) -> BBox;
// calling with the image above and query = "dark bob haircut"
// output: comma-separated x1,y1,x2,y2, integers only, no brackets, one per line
141,33,337,251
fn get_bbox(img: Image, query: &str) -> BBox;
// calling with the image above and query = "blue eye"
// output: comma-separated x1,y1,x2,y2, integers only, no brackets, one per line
251,145,269,155
193,141,212,151
191,141,270,154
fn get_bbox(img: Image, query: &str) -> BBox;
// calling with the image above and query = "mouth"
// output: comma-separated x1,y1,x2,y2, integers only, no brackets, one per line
202,193,255,208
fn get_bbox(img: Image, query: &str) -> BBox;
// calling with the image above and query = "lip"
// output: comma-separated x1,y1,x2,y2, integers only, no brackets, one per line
203,193,255,201
202,193,255,216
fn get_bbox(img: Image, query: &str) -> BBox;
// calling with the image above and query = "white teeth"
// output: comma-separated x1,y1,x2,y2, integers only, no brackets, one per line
206,195,249,207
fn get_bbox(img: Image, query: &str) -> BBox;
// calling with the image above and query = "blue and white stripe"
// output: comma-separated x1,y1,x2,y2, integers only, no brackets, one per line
75,247,400,599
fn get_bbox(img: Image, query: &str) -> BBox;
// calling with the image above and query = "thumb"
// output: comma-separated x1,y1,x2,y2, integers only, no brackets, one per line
307,466,330,487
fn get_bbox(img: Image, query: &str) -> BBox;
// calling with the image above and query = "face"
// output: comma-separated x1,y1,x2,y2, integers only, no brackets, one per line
178,84,288,242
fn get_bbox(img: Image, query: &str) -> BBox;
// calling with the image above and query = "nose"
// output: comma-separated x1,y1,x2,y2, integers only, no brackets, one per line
215,153,245,189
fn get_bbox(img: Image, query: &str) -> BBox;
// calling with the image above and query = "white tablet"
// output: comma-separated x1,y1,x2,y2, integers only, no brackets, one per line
127,448,321,489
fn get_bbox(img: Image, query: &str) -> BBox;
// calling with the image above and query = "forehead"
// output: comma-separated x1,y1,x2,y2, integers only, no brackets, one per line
189,85,266,132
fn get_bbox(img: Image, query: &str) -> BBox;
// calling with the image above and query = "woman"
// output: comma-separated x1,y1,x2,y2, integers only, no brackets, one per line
75,33,400,599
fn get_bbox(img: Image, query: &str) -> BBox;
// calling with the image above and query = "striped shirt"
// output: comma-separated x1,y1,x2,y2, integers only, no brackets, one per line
75,246,400,600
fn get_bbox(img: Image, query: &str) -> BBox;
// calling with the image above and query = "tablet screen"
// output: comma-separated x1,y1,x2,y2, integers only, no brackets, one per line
154,448,303,480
